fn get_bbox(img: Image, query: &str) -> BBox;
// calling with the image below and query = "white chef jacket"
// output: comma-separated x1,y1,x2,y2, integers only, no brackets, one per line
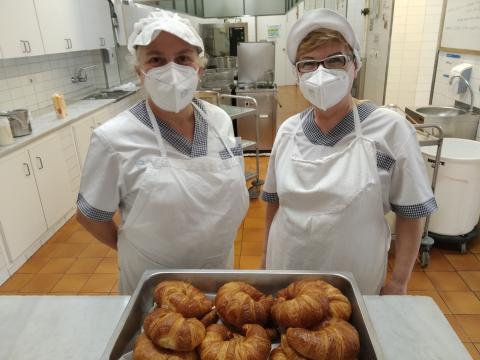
77,98,242,222
262,101,437,218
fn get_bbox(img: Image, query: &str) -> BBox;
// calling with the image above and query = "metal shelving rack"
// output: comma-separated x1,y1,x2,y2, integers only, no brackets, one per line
385,105,444,267
219,94,264,199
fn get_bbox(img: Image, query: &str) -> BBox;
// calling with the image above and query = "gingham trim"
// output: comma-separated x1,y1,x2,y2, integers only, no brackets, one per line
391,197,438,218
77,193,115,222
376,151,396,172
129,99,208,158
219,138,243,159
302,102,378,146
262,191,279,203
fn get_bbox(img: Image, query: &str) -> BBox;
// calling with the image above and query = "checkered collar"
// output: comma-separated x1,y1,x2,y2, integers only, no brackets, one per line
129,98,208,157
301,102,377,146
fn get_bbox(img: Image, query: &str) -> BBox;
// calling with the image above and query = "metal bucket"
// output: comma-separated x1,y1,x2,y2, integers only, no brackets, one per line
0,109,32,137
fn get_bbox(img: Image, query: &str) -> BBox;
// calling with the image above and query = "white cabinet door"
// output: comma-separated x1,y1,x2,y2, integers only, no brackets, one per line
0,0,45,58
80,0,115,49
28,134,73,228
72,116,95,170
34,0,85,54
0,150,47,261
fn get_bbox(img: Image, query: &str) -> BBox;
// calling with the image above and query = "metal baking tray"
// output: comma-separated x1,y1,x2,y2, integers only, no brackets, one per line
102,270,384,359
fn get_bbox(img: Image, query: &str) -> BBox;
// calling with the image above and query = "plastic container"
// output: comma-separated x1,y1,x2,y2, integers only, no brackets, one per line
422,138,480,236
0,117,14,146
52,93,67,119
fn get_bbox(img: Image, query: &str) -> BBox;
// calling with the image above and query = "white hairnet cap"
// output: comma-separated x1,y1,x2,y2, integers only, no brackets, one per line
287,9,362,69
127,10,204,56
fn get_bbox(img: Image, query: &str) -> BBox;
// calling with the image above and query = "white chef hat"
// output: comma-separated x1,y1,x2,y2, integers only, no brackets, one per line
127,10,204,56
287,9,362,69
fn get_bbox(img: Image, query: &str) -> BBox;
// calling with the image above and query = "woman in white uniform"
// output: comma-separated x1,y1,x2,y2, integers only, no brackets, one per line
262,9,437,295
76,11,249,294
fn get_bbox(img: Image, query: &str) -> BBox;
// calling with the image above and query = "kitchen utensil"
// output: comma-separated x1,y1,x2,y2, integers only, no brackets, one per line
101,270,384,360
0,109,32,137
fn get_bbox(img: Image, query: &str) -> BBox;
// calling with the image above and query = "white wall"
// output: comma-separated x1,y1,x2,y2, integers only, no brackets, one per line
0,51,107,113
432,52,480,110
384,0,443,109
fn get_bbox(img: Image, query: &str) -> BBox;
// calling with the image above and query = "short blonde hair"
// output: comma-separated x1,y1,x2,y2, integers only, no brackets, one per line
296,28,353,61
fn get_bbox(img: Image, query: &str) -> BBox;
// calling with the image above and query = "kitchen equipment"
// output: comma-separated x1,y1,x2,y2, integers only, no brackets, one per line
0,109,32,137
0,118,14,146
101,270,384,360
236,83,278,151
405,105,479,139
200,23,248,57
422,138,480,251
237,42,275,84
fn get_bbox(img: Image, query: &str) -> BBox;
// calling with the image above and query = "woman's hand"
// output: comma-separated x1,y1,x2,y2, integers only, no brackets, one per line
380,279,407,295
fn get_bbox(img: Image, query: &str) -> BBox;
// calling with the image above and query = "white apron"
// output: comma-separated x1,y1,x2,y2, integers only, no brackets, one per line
266,104,390,294
117,102,249,294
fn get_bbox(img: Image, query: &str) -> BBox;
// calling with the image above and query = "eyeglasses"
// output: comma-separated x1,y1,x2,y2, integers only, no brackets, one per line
295,54,354,73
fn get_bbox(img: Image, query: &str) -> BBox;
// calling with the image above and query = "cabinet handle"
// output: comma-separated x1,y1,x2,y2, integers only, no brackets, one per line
69,39,72,49
26,41,31,53
20,40,27,53
259,114,269,118
65,39,69,49
36,156,43,170
102,38,106,46
23,163,31,176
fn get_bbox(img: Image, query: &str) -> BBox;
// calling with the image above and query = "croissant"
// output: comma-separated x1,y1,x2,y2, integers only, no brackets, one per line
199,324,271,360
271,280,330,328
133,333,199,360
270,347,289,360
286,318,360,360
143,308,206,352
215,282,274,328
154,281,213,319
316,281,352,320
278,334,308,360
200,308,219,327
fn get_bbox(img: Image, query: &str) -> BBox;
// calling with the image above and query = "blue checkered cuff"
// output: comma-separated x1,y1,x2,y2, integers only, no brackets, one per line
391,197,438,218
77,194,115,222
262,191,279,203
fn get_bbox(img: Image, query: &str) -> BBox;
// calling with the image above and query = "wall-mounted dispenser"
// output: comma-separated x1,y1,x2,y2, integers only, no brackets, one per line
449,63,472,94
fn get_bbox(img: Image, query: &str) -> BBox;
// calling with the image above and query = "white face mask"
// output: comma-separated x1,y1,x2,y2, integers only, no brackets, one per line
298,66,352,111
143,62,199,113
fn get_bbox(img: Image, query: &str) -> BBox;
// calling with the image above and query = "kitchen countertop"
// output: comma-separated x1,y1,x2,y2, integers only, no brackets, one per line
0,99,116,159
0,295,471,360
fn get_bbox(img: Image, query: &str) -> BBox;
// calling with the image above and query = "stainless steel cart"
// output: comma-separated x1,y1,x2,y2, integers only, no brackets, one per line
384,105,444,267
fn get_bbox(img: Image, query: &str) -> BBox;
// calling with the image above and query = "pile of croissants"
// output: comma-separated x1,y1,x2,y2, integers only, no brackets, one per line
133,279,360,360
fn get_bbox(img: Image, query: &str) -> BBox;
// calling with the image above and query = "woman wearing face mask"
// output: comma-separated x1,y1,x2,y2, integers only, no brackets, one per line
262,9,437,295
76,11,249,294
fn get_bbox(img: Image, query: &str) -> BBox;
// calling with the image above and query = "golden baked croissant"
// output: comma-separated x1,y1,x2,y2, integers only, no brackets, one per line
270,347,289,360
286,318,360,360
316,281,352,320
200,308,218,327
133,333,199,360
278,334,308,360
143,308,206,352
215,282,274,328
154,281,213,319
199,324,271,360
271,280,330,328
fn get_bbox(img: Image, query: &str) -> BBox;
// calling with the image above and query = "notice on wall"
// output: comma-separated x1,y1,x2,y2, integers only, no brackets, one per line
441,0,480,51
267,25,281,39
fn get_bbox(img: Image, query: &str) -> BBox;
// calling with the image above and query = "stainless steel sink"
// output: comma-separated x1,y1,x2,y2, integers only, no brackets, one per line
405,105,479,139
415,106,467,117
81,90,134,102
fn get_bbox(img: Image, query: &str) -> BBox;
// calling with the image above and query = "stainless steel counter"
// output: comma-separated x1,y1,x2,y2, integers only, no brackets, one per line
0,295,471,360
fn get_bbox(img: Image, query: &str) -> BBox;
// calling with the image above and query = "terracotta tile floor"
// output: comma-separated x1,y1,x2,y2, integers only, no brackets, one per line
1,86,480,357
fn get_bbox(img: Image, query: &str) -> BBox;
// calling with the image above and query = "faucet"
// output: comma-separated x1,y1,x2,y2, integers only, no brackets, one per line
71,65,97,83
449,74,474,112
